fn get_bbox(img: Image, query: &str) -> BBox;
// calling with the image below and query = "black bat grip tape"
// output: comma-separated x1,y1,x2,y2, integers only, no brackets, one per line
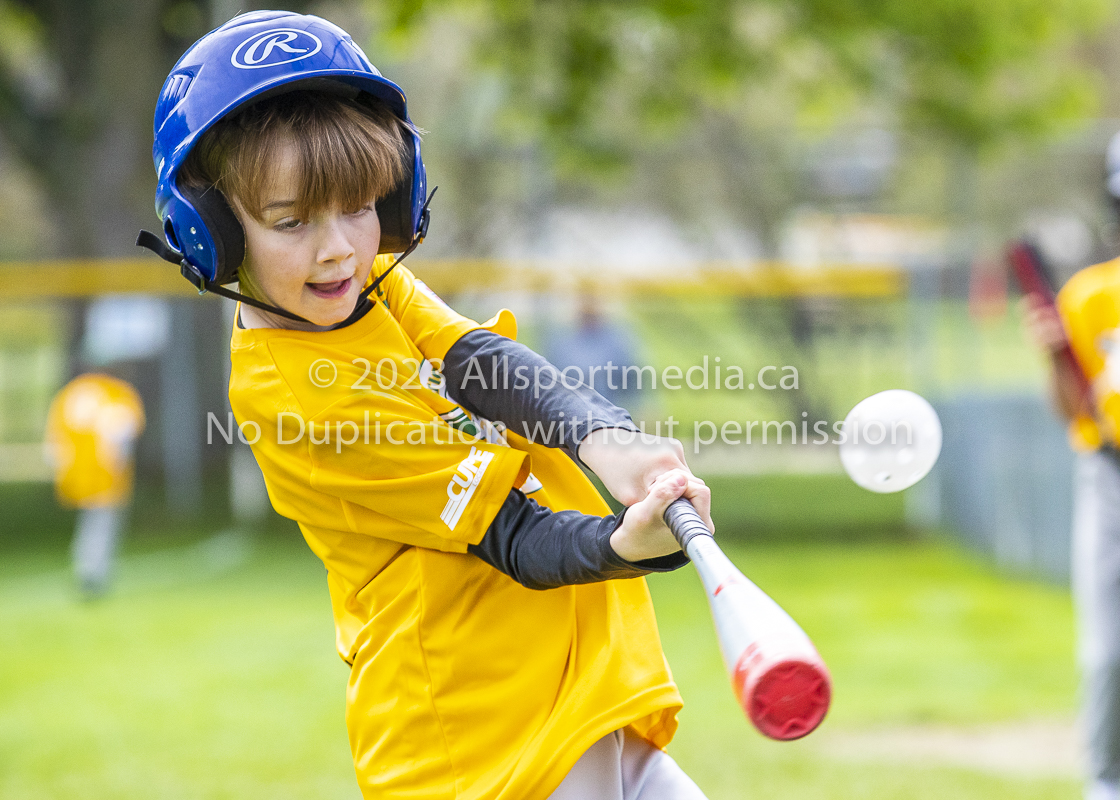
663,498,713,552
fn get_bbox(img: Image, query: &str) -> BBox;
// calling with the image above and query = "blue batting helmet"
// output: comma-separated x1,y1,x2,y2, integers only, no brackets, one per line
150,10,427,287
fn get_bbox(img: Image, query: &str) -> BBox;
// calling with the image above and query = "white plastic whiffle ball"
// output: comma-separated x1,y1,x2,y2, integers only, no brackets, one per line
839,390,942,494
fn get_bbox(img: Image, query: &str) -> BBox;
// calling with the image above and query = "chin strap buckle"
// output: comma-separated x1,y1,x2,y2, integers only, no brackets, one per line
417,185,436,243
180,263,207,294
136,230,210,295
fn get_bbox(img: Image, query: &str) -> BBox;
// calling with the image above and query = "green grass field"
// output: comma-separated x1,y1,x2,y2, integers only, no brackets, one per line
0,482,1079,800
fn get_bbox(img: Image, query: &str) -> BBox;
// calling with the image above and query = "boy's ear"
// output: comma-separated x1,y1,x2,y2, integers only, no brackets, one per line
182,185,246,285
375,135,417,255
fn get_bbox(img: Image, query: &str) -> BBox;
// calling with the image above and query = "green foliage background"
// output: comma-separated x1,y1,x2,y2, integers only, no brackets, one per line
377,0,1112,167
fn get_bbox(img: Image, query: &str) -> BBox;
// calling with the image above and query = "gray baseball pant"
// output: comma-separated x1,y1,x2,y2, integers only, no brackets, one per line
72,505,124,594
1074,449,1120,796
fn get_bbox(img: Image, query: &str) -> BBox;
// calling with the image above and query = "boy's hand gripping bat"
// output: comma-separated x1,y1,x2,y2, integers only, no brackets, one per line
1007,240,1091,399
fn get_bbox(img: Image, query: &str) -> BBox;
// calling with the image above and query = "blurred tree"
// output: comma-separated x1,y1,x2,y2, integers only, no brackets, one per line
0,0,164,257
378,0,1112,173
0,0,307,258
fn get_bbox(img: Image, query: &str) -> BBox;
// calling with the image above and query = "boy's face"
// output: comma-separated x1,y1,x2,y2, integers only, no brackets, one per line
232,135,381,328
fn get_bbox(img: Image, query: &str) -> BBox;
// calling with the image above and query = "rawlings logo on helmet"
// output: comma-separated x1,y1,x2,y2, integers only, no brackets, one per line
231,28,323,69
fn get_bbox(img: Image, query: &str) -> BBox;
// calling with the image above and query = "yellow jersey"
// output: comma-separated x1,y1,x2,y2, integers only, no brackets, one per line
228,257,682,799
44,373,145,508
1057,257,1120,449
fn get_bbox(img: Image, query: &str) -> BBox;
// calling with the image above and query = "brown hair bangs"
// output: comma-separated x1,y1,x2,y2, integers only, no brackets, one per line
180,89,410,222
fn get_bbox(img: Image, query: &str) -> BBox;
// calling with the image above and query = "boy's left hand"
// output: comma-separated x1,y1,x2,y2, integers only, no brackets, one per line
609,468,712,562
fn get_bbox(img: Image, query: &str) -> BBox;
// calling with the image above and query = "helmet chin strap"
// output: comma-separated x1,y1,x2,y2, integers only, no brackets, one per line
137,187,436,330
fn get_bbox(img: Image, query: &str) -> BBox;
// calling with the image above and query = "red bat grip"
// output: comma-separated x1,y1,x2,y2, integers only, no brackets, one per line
1007,241,1092,400
1008,242,1057,302
663,498,712,552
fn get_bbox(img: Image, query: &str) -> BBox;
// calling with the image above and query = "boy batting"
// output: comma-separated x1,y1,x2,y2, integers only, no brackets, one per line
140,11,714,799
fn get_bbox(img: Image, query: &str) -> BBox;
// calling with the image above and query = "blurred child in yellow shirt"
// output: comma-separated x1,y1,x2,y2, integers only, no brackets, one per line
45,373,144,598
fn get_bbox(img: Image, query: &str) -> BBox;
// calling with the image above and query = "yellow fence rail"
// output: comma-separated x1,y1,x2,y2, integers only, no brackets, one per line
0,258,907,299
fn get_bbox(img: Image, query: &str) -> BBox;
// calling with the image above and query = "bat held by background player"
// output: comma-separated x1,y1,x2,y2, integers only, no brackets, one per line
1008,240,1092,403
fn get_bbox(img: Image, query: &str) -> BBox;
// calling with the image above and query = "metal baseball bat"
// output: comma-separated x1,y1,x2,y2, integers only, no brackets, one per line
663,498,832,741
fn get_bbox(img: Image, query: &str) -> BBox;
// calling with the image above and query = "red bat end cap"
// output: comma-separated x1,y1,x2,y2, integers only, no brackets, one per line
735,656,832,741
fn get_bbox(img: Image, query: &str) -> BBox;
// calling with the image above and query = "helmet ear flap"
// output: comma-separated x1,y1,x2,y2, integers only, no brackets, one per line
182,185,245,285
375,134,417,255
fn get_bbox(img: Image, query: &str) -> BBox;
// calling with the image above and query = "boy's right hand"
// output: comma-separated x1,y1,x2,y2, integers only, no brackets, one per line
1021,294,1067,353
1020,294,1092,422
609,469,713,563
578,430,695,506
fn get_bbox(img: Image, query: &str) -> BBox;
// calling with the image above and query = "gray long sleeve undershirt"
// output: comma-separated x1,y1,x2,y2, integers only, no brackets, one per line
442,329,688,589
468,491,690,590
443,328,639,463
